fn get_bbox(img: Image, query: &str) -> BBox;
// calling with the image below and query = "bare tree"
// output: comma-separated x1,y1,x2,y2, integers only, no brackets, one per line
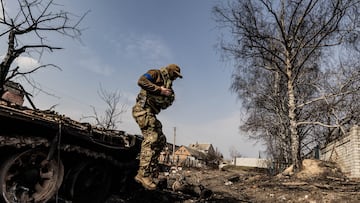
312,60,360,143
214,0,360,170
83,85,128,130
0,0,86,102
229,146,242,159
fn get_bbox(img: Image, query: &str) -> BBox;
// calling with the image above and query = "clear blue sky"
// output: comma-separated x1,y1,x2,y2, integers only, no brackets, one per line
4,0,264,159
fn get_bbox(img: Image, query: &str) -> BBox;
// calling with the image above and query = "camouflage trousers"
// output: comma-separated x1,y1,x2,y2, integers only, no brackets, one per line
132,104,166,178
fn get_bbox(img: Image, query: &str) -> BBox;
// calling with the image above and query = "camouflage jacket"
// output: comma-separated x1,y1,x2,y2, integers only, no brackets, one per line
136,68,175,114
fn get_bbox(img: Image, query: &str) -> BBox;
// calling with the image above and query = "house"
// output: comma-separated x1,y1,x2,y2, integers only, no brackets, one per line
160,142,220,167
188,143,216,156
174,145,208,167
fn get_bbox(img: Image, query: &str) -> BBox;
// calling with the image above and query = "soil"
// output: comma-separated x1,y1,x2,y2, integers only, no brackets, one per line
105,159,360,203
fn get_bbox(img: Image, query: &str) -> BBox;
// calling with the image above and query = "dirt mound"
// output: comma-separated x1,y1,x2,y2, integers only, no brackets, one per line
279,159,347,180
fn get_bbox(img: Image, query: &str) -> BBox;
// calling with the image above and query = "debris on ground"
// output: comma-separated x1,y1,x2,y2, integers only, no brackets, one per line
106,159,360,203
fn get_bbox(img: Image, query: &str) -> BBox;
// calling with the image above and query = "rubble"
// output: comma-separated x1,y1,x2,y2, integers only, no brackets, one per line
107,159,360,202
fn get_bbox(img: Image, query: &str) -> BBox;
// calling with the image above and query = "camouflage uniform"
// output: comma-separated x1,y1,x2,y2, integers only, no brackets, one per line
133,64,182,187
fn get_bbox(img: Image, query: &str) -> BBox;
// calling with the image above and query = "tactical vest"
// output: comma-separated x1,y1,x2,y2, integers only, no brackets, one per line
138,68,175,114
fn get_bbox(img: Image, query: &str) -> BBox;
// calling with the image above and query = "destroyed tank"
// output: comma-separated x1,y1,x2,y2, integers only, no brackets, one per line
0,102,142,203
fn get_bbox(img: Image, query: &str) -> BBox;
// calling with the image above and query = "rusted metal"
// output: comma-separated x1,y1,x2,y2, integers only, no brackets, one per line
0,102,142,203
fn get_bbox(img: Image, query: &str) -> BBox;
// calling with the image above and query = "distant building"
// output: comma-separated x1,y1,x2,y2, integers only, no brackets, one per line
188,143,216,156
174,145,208,167
231,157,269,168
160,142,221,167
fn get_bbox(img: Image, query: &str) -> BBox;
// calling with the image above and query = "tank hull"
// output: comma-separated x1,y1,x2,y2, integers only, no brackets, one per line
0,103,142,203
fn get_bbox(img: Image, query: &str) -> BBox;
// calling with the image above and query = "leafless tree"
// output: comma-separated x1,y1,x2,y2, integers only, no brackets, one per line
229,146,242,159
311,60,360,143
214,0,360,171
83,85,128,130
0,0,86,103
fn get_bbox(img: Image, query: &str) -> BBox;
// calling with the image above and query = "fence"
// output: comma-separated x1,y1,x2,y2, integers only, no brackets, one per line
320,125,360,178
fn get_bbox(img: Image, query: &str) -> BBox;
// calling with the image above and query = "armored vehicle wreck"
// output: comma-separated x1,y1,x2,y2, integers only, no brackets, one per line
0,102,142,203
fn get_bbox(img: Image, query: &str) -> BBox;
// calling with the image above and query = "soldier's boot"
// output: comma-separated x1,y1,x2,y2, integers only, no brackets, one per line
135,174,157,190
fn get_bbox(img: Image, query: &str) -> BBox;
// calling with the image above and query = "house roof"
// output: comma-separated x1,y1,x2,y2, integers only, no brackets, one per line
177,145,207,160
188,143,213,152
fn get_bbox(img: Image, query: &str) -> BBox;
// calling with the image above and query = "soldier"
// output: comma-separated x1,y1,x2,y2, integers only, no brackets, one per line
132,64,183,190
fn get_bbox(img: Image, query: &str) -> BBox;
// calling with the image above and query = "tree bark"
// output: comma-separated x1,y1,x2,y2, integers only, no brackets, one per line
286,56,301,171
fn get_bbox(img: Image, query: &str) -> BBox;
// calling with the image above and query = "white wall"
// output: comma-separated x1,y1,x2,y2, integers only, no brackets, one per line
232,157,269,168
321,125,360,178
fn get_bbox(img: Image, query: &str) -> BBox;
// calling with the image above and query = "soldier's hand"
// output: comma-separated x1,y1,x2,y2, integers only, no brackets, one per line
160,86,172,96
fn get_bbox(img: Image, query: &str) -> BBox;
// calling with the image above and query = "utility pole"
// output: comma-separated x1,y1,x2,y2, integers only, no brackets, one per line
173,127,176,164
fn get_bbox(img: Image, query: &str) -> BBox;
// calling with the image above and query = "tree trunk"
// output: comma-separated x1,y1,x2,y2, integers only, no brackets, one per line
286,59,301,171
288,79,300,171
0,30,17,96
